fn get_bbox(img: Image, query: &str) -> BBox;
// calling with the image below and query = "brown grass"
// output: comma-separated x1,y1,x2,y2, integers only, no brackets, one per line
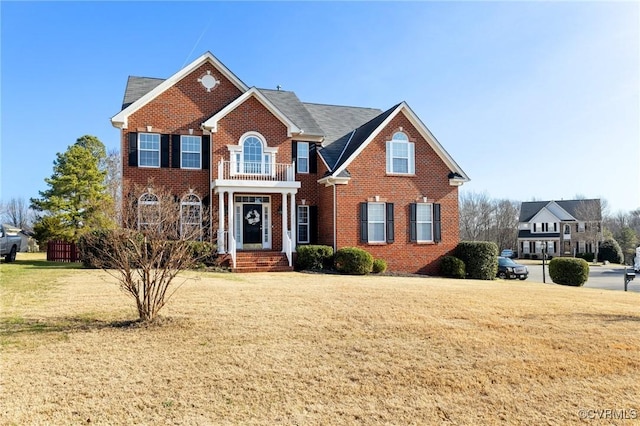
1,260,639,425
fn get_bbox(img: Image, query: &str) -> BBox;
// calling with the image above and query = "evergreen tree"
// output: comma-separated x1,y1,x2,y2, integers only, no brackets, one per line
31,135,113,243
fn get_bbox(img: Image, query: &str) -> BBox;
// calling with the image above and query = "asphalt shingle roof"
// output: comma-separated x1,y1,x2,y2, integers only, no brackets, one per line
121,76,165,110
519,199,602,222
302,103,382,148
258,89,325,137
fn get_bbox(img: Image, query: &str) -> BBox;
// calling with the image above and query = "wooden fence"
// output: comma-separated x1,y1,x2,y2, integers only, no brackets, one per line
47,240,80,263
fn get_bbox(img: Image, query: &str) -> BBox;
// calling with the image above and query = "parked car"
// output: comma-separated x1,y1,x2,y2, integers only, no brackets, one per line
0,225,21,262
497,256,528,280
500,249,516,258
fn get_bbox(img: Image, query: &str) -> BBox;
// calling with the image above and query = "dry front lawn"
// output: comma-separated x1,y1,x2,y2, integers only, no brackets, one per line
1,257,639,425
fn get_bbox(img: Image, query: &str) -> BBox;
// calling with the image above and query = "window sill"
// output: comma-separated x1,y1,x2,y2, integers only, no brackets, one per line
414,241,436,245
385,173,416,177
366,242,387,245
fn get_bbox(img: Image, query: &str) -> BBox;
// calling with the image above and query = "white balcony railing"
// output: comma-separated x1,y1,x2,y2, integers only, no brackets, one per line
216,160,295,182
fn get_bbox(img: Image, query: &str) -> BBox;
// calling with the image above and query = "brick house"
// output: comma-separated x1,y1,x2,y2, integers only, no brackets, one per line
111,52,469,273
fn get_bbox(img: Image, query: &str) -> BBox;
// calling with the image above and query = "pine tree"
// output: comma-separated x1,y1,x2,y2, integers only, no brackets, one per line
31,136,113,243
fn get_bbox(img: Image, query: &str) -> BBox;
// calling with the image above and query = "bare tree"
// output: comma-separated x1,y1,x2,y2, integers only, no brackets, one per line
573,199,603,262
104,148,122,222
79,183,211,322
459,191,494,241
493,199,520,251
1,197,33,229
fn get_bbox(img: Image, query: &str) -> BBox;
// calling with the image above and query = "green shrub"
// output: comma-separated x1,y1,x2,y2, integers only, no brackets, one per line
334,247,373,275
439,256,465,279
548,257,589,286
296,245,334,271
187,241,218,267
576,252,595,262
598,239,623,264
454,241,498,280
372,258,387,274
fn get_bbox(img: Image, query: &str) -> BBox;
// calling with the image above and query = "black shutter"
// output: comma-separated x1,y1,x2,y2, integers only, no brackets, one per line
360,202,368,243
386,203,394,243
410,203,417,242
434,203,442,243
310,143,317,173
171,135,181,168
161,134,170,168
292,141,297,164
310,205,318,244
202,135,210,170
128,132,138,167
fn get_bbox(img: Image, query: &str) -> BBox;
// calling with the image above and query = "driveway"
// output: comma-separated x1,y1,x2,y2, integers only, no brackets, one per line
517,260,640,293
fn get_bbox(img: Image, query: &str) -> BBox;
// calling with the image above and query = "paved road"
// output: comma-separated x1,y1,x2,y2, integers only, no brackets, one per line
521,261,640,293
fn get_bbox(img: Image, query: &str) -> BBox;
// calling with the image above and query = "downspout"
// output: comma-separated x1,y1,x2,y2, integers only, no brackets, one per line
209,132,213,245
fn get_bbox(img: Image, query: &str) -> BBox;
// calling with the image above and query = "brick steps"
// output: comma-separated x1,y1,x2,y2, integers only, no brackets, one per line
232,251,293,273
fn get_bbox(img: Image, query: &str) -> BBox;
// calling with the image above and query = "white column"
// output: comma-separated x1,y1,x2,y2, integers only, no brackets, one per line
281,192,288,253
227,191,234,247
217,191,225,253
290,192,296,251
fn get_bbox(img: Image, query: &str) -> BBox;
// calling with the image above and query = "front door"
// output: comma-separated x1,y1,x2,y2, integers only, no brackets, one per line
243,204,262,245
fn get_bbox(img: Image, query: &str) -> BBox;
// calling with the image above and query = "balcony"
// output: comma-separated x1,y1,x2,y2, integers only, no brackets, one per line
212,160,301,191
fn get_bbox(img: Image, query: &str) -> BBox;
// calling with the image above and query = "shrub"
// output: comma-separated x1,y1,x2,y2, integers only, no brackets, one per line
334,247,373,275
187,241,218,267
548,257,589,286
372,258,387,274
295,245,334,271
576,252,595,262
598,238,623,264
454,241,498,280
78,229,116,269
439,256,465,279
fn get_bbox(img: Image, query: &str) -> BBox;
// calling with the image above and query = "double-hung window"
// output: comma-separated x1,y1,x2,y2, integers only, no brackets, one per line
415,203,433,242
410,203,441,243
360,202,394,244
297,205,309,243
181,136,201,169
386,132,415,174
139,133,160,167
296,142,309,173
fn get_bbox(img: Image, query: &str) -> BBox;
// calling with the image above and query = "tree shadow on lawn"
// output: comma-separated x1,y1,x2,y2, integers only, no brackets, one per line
7,258,85,270
0,316,143,338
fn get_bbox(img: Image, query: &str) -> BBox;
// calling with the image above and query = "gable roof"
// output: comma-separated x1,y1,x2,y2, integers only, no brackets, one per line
121,76,164,110
111,51,249,129
519,199,601,222
302,103,383,147
202,87,301,137
318,102,470,183
258,89,325,138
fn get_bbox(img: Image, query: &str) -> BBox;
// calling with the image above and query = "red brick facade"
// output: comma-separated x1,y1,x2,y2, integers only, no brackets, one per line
114,52,467,274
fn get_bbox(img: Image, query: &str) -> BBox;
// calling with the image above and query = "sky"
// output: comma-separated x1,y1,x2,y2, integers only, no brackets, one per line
1,1,639,214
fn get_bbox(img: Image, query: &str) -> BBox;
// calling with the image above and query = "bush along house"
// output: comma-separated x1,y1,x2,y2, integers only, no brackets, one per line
111,52,469,273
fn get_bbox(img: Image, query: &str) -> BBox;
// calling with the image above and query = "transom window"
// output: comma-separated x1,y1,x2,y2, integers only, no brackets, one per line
180,194,202,240
138,193,160,230
386,131,415,174
367,203,386,243
139,133,160,167
297,205,309,243
181,136,201,169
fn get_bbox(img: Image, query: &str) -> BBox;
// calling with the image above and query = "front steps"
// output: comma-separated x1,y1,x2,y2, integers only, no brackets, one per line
232,251,293,273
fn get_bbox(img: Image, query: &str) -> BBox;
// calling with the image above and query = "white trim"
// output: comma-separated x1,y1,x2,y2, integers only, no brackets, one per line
180,135,202,170
367,202,386,243
296,141,309,174
202,87,301,137
138,133,160,168
331,102,469,184
111,51,249,129
415,203,434,243
297,205,310,244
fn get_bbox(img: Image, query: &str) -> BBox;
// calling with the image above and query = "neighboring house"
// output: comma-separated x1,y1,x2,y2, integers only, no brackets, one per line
517,199,602,258
2,224,37,253
111,51,469,273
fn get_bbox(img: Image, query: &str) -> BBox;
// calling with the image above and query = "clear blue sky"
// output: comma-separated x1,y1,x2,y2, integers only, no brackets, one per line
2,1,639,214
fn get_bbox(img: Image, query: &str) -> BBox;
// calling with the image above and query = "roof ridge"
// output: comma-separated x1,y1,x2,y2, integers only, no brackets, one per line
302,101,382,111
